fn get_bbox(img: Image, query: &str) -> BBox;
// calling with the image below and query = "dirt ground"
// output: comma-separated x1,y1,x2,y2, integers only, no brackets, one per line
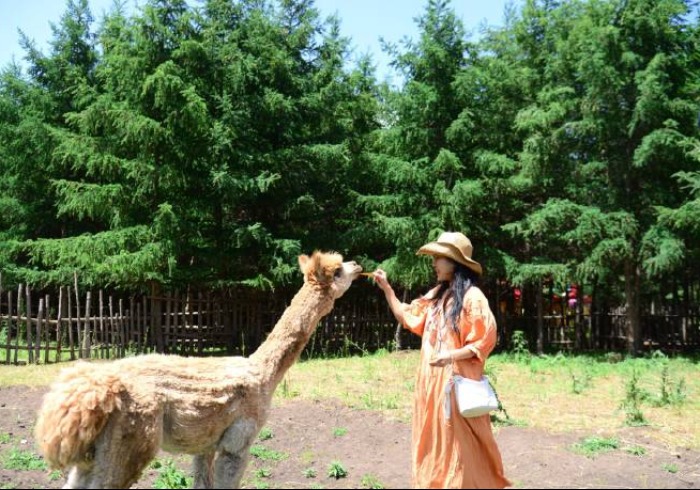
0,385,698,489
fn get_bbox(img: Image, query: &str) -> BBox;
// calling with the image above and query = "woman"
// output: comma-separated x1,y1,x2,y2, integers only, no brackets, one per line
372,232,510,489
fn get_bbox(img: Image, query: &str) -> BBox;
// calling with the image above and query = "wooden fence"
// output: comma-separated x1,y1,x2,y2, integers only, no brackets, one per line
0,280,417,365
1,279,699,366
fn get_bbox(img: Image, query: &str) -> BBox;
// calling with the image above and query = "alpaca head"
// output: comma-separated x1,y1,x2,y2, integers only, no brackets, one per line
298,251,362,299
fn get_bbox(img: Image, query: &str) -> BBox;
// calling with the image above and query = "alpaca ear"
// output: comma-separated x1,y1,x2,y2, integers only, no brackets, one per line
298,252,327,285
298,254,310,274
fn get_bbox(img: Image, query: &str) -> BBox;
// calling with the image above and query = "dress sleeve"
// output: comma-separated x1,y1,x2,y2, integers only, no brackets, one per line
459,289,498,361
401,297,429,337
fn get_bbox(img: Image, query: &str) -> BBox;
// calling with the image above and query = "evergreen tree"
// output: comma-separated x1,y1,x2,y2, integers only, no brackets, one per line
503,0,700,354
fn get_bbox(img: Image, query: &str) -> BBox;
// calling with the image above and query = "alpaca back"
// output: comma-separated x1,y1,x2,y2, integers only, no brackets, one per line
35,362,123,468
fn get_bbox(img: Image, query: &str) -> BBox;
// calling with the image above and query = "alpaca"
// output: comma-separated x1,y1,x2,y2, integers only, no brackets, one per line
35,251,362,489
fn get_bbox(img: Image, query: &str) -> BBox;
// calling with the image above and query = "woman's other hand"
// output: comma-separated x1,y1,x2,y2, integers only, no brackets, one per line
428,351,453,367
373,269,391,292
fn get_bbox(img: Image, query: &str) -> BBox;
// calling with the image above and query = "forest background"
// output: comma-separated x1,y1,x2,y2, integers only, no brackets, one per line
1,0,699,356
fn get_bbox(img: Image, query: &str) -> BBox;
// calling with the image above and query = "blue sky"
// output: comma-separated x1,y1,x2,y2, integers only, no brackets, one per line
1,0,516,82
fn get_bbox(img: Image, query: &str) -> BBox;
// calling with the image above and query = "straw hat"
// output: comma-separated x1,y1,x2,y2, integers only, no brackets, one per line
417,231,482,275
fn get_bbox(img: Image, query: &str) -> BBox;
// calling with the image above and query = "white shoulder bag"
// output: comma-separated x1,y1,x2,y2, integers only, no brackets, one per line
444,374,499,419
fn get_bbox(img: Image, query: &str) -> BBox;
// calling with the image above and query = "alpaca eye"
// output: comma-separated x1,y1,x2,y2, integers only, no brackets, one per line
334,268,343,278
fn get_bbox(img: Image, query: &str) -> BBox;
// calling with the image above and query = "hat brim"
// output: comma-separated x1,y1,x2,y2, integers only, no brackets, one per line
417,242,483,275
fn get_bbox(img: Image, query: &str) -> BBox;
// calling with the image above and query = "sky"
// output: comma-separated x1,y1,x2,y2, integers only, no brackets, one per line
0,0,516,82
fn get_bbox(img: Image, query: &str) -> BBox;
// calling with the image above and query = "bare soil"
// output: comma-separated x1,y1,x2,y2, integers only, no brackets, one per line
0,385,698,489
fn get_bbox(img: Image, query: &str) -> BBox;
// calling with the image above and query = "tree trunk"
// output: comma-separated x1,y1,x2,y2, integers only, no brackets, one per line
624,259,642,356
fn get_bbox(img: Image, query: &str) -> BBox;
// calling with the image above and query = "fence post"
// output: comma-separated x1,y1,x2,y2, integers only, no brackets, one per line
44,294,50,364
99,290,104,359
108,295,114,360
164,292,172,354
26,285,33,364
36,298,43,364
119,298,125,358
56,287,64,363
5,291,12,365
83,291,92,359
15,285,22,365
74,274,82,359
67,286,75,361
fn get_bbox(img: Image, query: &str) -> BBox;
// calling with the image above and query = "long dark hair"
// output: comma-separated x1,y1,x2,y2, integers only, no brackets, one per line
433,260,480,333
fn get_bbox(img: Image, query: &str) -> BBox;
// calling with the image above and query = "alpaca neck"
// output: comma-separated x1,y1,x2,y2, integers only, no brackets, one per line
250,283,335,390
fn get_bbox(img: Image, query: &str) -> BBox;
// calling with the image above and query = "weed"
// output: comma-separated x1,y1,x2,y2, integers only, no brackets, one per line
621,370,648,426
654,366,687,407
249,445,288,462
2,449,46,471
570,368,592,395
662,463,679,474
252,480,270,489
332,427,348,437
360,473,384,489
255,467,272,478
48,470,63,481
302,467,317,478
510,330,530,361
571,437,619,458
152,458,192,489
624,445,646,456
327,460,348,479
0,433,12,444
279,377,300,398
257,427,274,441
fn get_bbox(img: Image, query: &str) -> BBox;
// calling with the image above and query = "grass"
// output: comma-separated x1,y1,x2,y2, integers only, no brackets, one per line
571,437,619,458
257,427,274,441
249,445,288,462
624,445,647,456
327,460,348,479
1,349,699,449
151,458,193,489
360,473,385,489
2,448,47,471
332,427,348,437
275,350,700,448
302,467,317,478
662,463,679,473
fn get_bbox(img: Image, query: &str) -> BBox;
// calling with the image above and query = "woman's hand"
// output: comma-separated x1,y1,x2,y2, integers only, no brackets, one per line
372,269,391,293
429,351,453,367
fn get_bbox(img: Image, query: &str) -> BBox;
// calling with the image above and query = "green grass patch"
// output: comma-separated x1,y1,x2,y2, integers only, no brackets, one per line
332,427,348,437
48,470,63,481
360,473,385,489
662,463,679,474
327,460,348,479
257,427,274,441
249,445,288,462
571,437,619,458
2,448,47,471
624,445,647,456
152,458,192,489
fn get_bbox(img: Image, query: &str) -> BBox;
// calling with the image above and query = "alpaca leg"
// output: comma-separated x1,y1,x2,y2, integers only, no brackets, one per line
213,450,250,489
87,409,162,488
63,466,92,489
193,452,215,489
212,418,257,488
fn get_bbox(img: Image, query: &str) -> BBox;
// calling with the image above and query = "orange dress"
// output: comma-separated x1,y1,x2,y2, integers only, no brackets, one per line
402,285,511,489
